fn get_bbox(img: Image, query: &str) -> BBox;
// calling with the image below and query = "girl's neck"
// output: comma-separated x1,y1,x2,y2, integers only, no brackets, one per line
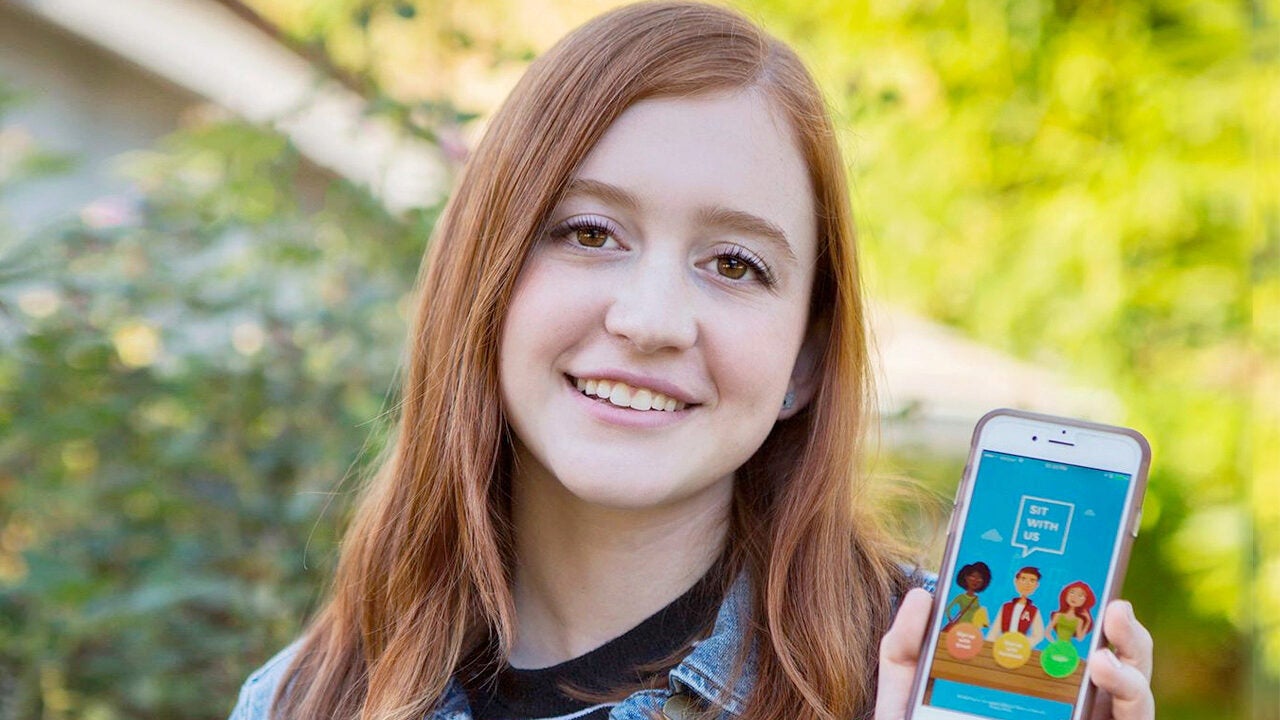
506,452,732,669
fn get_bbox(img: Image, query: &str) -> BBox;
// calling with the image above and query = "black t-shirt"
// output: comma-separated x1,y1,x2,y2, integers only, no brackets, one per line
460,572,722,720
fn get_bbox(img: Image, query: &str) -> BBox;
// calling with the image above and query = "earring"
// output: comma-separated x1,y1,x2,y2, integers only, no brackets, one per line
781,389,796,411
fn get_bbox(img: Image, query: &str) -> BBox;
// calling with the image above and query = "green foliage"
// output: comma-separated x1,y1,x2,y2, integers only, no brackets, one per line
0,115,435,718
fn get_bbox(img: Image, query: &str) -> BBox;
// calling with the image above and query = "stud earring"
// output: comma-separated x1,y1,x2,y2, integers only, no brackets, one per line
781,389,796,411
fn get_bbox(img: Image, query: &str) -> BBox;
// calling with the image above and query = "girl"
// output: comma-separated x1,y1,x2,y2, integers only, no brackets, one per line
1050,581,1098,643
941,562,992,634
230,3,1155,719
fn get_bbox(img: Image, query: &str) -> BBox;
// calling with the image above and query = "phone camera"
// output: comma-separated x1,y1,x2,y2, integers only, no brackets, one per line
1032,435,1038,441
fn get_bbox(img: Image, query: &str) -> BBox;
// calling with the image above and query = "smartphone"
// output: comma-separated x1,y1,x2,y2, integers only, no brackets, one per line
905,409,1150,720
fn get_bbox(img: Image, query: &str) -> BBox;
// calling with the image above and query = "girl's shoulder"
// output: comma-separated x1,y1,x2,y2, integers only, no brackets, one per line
227,641,302,720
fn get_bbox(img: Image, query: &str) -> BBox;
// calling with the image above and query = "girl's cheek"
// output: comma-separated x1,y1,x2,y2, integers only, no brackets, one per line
702,313,799,390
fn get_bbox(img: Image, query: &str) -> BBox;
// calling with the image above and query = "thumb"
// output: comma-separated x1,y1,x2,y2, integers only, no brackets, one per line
876,588,933,720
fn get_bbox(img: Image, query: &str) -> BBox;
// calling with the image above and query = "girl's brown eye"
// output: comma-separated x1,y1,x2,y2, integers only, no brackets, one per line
717,256,749,279
575,227,610,248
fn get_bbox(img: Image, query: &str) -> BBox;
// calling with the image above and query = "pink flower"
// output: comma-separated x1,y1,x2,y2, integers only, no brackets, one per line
80,196,141,229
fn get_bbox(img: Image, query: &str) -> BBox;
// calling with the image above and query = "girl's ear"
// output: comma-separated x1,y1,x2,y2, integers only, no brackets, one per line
779,315,828,420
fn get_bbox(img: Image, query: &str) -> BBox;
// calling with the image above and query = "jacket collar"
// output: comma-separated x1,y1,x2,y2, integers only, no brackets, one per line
429,573,758,719
667,565,935,716
666,573,756,715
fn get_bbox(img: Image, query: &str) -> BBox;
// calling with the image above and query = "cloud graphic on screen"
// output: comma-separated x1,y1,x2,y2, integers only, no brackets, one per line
981,528,1003,542
1085,509,1096,516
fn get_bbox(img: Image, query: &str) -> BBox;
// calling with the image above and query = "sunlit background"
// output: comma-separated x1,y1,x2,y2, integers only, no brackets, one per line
0,0,1274,718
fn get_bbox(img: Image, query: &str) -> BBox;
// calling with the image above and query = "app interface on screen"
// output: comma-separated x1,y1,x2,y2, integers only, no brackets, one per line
922,450,1131,720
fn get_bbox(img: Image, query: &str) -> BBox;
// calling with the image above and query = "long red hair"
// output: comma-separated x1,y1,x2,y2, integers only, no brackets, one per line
1057,581,1097,634
272,3,912,719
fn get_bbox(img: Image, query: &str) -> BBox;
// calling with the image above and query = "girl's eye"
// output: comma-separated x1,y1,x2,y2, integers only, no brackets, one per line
717,256,749,280
574,226,611,248
713,247,776,287
550,217,621,249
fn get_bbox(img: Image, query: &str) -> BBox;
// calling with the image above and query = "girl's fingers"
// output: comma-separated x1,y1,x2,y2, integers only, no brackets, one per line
1089,648,1155,719
1102,600,1154,680
874,588,933,720
1088,600,1155,719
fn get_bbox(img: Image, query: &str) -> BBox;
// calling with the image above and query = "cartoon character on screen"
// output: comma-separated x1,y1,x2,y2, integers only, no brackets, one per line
988,566,1046,647
1048,580,1096,642
941,561,991,633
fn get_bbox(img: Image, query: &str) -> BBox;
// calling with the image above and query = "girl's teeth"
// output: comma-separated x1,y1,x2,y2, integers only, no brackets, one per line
608,383,631,407
573,377,687,412
630,389,653,411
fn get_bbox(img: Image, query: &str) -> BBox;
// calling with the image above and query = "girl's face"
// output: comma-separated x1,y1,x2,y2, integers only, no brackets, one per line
499,89,819,510
1066,586,1087,608
964,571,983,592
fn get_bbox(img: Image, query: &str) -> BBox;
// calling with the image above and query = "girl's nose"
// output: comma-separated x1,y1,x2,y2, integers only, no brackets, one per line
602,260,698,353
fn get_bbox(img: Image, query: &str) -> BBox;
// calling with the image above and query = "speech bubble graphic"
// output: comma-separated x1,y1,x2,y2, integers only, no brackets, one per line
1011,496,1074,558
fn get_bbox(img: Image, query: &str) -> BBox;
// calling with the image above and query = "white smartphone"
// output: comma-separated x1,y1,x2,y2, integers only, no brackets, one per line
905,409,1151,720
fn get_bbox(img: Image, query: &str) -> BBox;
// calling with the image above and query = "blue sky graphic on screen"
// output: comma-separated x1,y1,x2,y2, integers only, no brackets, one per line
924,450,1132,720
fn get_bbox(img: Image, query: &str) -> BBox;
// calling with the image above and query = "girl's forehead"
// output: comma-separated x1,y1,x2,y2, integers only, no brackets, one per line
569,90,817,260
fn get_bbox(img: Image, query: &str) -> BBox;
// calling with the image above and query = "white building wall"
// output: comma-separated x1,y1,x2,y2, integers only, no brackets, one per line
0,2,196,232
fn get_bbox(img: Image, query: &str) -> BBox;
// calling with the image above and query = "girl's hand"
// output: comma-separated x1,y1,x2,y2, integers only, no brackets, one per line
1087,600,1155,719
874,592,1155,720
874,588,933,720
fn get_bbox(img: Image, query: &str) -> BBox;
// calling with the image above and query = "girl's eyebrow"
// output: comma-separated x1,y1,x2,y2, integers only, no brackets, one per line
562,177,798,264
694,205,797,264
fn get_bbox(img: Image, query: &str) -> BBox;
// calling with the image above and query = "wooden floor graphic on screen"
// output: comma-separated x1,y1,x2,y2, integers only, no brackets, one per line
924,633,1085,705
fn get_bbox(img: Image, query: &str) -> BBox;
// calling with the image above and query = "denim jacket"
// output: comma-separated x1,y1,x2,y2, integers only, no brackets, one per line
228,571,935,720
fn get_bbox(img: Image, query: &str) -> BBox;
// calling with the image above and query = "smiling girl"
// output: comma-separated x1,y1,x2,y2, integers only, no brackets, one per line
228,3,1155,719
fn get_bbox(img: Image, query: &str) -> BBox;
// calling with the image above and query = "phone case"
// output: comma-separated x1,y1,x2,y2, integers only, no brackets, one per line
905,408,1152,720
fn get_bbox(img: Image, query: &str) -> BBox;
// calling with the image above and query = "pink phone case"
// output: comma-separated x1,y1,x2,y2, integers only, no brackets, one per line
904,408,1151,720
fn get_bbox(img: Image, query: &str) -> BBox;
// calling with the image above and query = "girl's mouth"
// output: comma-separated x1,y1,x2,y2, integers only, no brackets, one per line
565,374,689,412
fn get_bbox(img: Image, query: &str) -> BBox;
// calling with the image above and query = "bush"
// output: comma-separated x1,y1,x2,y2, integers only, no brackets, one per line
0,114,437,719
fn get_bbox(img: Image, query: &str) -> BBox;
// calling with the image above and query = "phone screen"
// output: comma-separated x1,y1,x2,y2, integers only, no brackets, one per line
919,449,1133,720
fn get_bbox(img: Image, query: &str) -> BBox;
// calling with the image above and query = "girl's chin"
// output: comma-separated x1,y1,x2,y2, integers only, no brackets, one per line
546,464,732,513
554,475,694,511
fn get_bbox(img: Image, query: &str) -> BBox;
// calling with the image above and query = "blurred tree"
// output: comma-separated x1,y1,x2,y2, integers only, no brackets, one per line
0,101,437,717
